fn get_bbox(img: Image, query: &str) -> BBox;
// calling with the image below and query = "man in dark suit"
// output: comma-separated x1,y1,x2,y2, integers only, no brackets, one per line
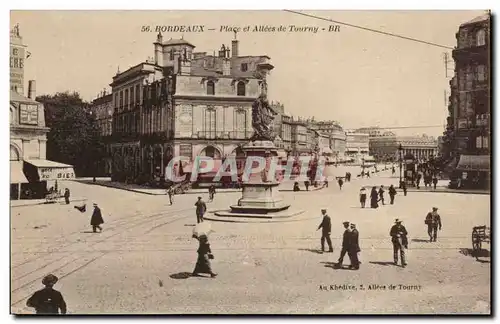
195,197,207,223
317,209,333,252
425,207,442,242
337,221,351,265
390,219,408,267
348,223,360,270
26,274,67,314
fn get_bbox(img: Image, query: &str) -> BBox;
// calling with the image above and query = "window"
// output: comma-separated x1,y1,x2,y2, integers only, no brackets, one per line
465,66,473,90
135,84,140,103
235,109,246,138
241,63,248,72
119,91,123,109
124,89,129,109
114,93,119,108
179,144,192,158
483,136,489,149
169,49,175,60
237,81,246,96
476,29,486,46
206,81,215,95
204,107,216,138
130,87,134,107
476,65,486,82
476,136,482,149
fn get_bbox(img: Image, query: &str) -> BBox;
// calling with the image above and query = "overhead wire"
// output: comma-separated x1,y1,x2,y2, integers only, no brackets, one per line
283,10,455,50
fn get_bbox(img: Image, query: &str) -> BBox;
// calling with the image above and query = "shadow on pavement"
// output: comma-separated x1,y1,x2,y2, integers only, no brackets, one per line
459,248,490,259
369,261,395,266
320,261,353,270
80,231,97,234
169,272,193,279
411,238,430,243
299,248,324,254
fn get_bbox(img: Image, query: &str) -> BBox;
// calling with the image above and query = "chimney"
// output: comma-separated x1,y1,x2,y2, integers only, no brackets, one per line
231,32,239,57
154,33,163,66
28,80,36,99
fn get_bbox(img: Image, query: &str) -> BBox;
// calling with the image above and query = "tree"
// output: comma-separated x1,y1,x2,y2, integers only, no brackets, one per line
37,92,103,177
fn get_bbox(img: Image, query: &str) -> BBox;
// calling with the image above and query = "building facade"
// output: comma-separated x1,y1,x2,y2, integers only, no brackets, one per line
397,135,438,161
89,92,113,176
444,13,490,187
10,24,74,200
290,121,309,155
356,127,398,161
281,114,293,153
345,131,370,157
108,33,273,183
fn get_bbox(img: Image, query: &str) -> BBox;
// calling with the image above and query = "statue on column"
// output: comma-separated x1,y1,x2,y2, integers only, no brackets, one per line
251,94,277,142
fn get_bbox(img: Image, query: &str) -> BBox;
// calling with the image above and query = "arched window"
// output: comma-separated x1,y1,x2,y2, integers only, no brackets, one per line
476,29,486,46
206,81,215,95
237,81,246,96
200,146,221,159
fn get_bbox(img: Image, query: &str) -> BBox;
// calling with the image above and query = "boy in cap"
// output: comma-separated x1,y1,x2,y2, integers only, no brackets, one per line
26,274,67,314
317,209,333,252
425,207,442,242
90,203,104,233
390,219,408,267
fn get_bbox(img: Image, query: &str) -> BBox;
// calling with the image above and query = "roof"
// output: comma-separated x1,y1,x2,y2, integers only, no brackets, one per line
24,159,73,168
162,38,195,47
460,13,490,27
10,90,39,104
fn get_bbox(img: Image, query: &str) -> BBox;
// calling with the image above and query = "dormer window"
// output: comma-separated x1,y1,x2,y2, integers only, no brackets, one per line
241,63,248,72
206,80,215,95
237,81,246,96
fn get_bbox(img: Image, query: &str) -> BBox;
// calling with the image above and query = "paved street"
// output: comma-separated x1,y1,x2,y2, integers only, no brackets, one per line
11,170,490,314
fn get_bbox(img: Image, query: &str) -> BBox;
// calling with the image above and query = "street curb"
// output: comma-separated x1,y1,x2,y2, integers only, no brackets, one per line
85,182,165,195
11,198,87,208
405,189,490,195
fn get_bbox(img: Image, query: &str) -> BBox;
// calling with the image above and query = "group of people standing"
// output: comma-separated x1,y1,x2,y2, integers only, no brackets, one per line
359,184,400,208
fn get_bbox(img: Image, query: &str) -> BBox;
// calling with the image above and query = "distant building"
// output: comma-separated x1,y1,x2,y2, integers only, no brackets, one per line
345,131,370,158
397,135,438,161
290,121,309,155
281,114,293,154
89,91,113,176
356,127,397,161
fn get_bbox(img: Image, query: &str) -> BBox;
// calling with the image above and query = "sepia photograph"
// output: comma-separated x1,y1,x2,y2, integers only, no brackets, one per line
8,9,491,315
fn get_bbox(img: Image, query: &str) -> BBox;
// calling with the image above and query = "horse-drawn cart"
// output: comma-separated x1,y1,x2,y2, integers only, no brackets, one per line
472,225,490,259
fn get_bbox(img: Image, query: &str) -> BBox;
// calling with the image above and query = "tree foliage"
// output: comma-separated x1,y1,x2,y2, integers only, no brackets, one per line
37,92,103,176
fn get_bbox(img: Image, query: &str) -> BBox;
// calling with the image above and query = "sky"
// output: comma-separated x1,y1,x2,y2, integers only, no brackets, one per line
10,10,486,137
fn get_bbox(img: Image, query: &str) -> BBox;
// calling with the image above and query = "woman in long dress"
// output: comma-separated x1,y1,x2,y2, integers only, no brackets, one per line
192,235,217,278
370,187,379,209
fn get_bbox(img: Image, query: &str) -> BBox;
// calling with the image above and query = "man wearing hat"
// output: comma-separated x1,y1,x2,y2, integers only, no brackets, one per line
317,209,333,253
348,223,361,270
337,221,352,265
195,196,207,224
390,219,408,267
425,207,442,242
90,203,104,233
26,274,67,314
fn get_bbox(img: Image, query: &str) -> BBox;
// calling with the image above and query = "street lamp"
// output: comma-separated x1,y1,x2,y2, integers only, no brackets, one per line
398,144,403,188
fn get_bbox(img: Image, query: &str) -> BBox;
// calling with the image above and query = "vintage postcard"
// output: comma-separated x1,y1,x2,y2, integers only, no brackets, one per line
9,10,491,315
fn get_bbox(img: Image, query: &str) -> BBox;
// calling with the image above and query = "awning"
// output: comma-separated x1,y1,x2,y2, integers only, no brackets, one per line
456,155,490,172
24,159,75,181
10,161,28,184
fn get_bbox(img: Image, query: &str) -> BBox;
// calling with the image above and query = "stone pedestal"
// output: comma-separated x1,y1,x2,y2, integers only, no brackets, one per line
214,140,301,220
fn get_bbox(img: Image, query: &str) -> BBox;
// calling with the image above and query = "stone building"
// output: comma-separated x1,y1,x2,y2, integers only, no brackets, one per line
108,33,273,183
444,12,491,186
397,135,438,161
280,114,293,154
345,131,370,159
290,121,309,155
89,91,113,176
10,24,74,200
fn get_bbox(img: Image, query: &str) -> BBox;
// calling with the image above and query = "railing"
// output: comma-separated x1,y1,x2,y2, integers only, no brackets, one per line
196,131,252,139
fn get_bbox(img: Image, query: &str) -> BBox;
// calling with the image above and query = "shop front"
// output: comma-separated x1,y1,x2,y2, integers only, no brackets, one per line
22,159,75,199
451,155,490,189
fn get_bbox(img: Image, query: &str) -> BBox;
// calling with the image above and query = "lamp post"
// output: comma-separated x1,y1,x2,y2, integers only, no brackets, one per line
398,144,403,188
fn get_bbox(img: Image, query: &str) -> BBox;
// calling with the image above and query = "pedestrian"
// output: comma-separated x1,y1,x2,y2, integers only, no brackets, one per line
416,174,421,189
359,187,367,208
401,181,407,196
361,170,364,178
338,178,343,190
90,203,104,233
317,209,333,253
390,219,408,267
293,182,300,192
337,221,351,266
388,185,397,205
26,274,67,314
378,185,385,205
348,223,360,270
366,170,370,178
324,178,329,188
63,188,70,205
370,187,379,209
208,185,216,202
304,180,310,191
192,235,217,278
425,207,442,242
54,180,58,193
167,187,174,205
194,196,207,223
392,166,396,175
432,176,438,190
